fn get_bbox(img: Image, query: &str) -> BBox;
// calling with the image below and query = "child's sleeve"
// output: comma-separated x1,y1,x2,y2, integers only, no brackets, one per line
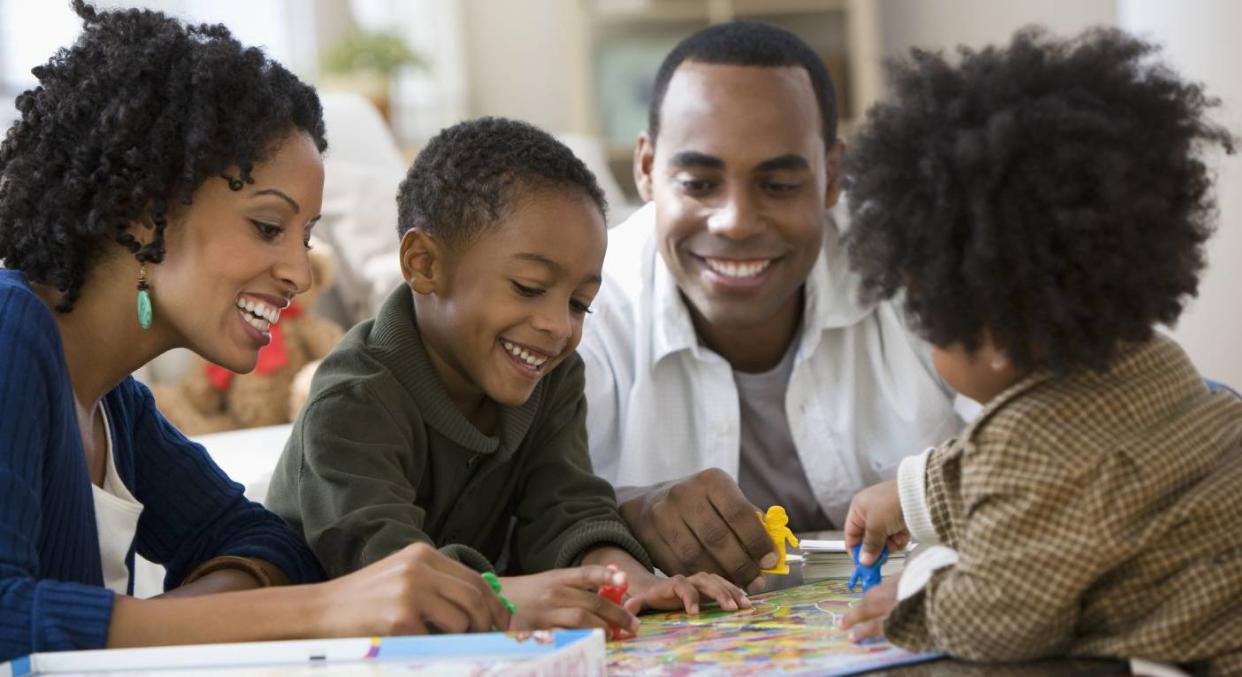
0,289,115,659
884,434,1106,661
125,380,323,587
509,355,653,573
267,383,491,577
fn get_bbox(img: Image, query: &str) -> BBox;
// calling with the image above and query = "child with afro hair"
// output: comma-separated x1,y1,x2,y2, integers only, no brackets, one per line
839,28,1242,673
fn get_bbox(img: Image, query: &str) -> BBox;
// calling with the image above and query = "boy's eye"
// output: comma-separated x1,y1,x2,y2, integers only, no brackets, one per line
511,281,543,297
251,220,282,240
570,298,593,315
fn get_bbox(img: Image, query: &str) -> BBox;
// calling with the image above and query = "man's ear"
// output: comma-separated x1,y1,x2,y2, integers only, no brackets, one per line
825,137,846,208
399,228,447,296
633,132,656,203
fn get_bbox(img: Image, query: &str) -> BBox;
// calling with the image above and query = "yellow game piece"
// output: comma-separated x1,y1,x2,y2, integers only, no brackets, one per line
757,506,799,575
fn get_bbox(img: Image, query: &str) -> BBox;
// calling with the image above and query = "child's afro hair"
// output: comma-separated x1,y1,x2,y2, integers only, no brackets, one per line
844,27,1233,373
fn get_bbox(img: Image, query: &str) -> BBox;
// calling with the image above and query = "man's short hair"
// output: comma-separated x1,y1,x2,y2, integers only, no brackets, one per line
647,21,838,149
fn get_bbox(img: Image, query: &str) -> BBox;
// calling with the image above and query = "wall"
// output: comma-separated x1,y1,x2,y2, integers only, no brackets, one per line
1118,0,1242,386
876,0,1115,66
459,0,590,135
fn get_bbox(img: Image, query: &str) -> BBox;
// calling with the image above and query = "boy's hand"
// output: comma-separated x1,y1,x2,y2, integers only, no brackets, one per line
501,566,640,635
843,479,909,566
317,543,510,636
839,574,900,642
623,571,752,615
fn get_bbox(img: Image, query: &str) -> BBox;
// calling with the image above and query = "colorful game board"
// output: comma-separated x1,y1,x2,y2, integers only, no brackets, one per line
607,578,941,676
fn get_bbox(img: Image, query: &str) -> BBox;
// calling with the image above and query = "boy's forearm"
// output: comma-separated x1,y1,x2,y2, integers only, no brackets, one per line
580,545,655,587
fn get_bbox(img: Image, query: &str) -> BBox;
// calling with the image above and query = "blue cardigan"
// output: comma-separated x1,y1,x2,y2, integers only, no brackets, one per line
0,271,323,660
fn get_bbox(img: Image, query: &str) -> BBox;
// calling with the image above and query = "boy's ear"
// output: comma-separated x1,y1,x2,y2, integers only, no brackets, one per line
633,132,656,203
825,137,845,208
399,228,447,295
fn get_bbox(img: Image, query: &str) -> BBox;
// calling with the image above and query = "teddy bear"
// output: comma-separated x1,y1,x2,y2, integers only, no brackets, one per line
152,244,347,435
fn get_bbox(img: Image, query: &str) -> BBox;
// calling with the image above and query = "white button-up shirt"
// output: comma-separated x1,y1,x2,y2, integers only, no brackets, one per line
580,204,964,524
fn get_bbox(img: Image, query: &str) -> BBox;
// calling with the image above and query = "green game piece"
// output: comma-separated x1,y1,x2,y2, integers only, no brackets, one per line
482,571,517,615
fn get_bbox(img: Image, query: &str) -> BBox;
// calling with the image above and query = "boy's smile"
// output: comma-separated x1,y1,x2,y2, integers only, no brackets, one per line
405,186,606,431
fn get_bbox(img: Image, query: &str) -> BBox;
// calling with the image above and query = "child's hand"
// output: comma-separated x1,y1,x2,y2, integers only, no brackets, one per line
844,479,909,566
839,574,900,642
317,543,510,635
501,566,640,634
624,571,752,615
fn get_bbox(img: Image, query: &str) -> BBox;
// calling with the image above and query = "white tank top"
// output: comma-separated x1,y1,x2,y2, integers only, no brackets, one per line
90,405,144,595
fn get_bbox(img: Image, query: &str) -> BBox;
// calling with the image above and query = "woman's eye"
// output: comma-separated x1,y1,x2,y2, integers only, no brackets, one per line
512,281,543,297
252,220,282,240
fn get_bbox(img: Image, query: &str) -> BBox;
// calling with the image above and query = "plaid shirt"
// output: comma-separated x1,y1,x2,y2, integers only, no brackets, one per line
885,336,1242,675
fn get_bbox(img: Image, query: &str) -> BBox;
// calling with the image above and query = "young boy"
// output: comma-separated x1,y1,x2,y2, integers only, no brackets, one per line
267,117,747,634
836,29,1242,672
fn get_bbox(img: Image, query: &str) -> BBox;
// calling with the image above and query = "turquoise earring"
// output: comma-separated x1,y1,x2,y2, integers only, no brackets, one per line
136,263,152,330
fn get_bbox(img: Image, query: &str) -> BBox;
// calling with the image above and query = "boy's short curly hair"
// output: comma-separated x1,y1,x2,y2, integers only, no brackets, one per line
397,116,606,246
0,1,327,312
844,28,1233,374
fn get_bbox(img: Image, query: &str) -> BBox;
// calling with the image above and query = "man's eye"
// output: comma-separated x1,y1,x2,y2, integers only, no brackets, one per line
681,179,715,193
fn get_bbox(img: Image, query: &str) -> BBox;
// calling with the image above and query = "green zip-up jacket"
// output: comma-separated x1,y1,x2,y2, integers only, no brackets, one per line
266,284,652,577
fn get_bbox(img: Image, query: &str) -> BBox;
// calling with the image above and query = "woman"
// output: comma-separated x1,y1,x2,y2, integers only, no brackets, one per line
0,2,508,661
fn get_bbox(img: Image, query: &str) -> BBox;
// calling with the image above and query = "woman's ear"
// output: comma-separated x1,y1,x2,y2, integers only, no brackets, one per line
400,228,446,296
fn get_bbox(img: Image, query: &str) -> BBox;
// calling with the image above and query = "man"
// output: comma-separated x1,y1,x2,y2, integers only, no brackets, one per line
580,22,963,592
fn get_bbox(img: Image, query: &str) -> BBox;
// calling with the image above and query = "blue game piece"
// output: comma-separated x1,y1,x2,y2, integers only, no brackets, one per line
849,543,889,592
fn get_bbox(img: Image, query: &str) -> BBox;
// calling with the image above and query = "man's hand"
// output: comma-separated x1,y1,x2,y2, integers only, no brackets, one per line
839,574,899,642
843,479,909,566
618,468,777,592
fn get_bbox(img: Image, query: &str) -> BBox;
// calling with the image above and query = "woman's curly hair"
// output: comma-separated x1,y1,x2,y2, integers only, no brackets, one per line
0,1,327,311
844,28,1233,374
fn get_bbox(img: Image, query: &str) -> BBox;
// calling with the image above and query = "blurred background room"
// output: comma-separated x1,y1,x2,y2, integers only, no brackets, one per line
2,0,1237,420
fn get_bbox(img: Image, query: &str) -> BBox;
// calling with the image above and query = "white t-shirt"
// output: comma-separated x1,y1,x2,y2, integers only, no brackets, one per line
580,203,964,524
90,405,144,595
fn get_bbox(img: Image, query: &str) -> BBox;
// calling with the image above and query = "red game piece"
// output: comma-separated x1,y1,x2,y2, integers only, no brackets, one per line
598,564,631,640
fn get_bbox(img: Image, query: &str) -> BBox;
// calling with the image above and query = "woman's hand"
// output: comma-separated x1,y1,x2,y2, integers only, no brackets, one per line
315,543,510,636
839,574,900,642
843,479,909,566
623,571,751,616
501,566,640,634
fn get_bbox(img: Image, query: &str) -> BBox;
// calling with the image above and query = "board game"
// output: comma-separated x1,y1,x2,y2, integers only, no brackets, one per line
606,578,941,676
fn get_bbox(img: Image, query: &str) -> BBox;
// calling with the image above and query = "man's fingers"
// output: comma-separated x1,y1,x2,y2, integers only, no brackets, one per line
708,484,776,568
684,506,761,586
654,507,728,578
